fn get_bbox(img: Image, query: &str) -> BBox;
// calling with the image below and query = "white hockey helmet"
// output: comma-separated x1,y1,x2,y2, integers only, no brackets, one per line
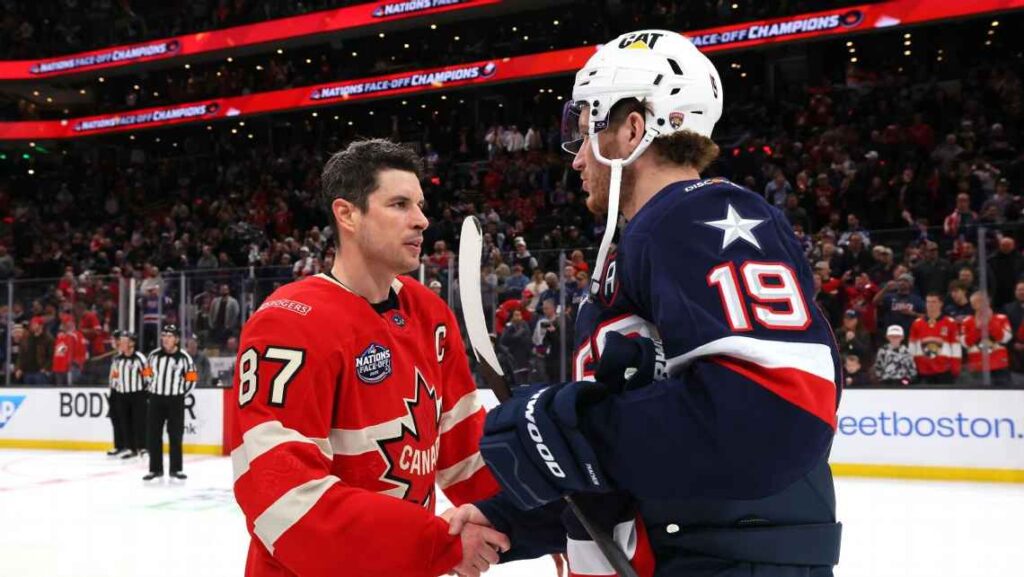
562,29,723,164
563,30,723,298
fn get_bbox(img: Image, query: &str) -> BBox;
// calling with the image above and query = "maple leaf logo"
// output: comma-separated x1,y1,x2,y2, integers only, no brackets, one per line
376,368,443,508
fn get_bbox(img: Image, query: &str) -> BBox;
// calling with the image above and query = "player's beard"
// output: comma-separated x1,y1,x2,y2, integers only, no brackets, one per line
585,154,637,217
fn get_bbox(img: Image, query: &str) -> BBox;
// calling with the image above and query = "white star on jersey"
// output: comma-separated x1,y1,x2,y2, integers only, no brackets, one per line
704,204,765,250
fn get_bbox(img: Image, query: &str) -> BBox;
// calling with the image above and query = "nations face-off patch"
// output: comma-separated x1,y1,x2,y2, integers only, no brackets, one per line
356,343,393,384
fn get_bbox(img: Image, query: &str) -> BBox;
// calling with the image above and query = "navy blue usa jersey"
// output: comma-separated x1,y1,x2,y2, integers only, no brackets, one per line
574,176,841,501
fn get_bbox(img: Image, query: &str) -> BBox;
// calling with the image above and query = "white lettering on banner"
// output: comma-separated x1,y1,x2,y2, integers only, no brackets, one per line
691,13,847,47
74,103,213,133
32,41,174,74
374,0,466,18
311,64,488,102
0,388,223,449
152,105,210,121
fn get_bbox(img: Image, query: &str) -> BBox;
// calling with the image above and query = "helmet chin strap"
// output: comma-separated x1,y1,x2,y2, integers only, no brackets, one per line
588,127,656,297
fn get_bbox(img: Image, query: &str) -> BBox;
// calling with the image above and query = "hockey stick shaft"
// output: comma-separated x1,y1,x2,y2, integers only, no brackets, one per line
458,217,640,577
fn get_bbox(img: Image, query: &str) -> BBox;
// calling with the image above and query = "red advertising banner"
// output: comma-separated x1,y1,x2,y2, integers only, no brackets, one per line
1,0,1020,140
0,0,501,80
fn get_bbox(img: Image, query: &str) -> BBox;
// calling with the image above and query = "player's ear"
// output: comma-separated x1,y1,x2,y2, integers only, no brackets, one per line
626,110,645,148
332,198,359,234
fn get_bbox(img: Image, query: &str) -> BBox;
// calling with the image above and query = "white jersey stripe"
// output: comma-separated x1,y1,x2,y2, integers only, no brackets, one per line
665,335,836,384
253,475,339,555
439,391,482,435
233,420,331,482
567,521,637,576
437,452,485,489
329,417,410,456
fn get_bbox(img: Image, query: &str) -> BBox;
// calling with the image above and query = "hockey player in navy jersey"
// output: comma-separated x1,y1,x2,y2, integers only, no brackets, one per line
446,29,842,577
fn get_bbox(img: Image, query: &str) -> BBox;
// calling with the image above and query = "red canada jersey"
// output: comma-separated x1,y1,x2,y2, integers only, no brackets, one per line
908,316,962,376
230,274,498,577
52,330,87,373
960,314,1012,372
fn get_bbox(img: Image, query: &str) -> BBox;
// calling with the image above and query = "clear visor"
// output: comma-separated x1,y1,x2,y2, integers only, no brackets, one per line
560,100,588,155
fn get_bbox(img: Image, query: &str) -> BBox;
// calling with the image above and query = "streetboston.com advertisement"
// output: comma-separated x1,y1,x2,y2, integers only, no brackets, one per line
476,388,1024,483
830,389,1024,482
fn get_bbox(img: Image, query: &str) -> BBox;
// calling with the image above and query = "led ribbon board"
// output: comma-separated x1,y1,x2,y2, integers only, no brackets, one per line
1,0,1020,140
0,0,501,80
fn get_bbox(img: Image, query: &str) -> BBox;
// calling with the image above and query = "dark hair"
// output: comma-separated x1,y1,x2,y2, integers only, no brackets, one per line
607,98,720,172
925,291,945,300
948,280,968,293
320,138,423,243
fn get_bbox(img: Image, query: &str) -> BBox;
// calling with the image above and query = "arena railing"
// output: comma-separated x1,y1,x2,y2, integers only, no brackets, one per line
4,222,1024,389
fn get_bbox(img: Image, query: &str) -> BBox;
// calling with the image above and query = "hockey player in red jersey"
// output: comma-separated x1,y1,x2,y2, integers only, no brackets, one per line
908,293,962,384
230,139,508,577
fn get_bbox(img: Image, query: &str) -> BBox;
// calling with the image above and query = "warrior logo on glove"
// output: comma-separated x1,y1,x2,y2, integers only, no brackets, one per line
524,388,567,479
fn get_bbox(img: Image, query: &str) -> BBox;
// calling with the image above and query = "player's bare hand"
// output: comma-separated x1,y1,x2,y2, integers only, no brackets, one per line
451,522,510,577
446,504,492,535
551,553,566,577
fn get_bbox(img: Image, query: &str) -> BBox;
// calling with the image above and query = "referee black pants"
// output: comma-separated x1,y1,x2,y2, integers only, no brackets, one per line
109,390,124,451
147,394,185,474
118,391,148,452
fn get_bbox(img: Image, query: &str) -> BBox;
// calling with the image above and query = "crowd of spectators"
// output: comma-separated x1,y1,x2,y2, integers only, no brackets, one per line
3,21,1023,387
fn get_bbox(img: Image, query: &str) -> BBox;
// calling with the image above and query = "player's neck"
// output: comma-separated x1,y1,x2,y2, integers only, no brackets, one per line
622,163,701,219
331,254,394,303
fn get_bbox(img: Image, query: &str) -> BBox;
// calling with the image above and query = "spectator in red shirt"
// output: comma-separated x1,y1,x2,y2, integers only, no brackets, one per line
427,240,452,271
943,193,978,240
908,293,962,384
52,314,87,386
494,297,533,337
56,268,76,302
962,291,1013,387
908,113,935,151
569,250,589,274
74,302,103,355
841,271,880,334
814,260,842,327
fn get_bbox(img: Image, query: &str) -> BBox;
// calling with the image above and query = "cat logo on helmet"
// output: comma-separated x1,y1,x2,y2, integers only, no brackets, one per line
669,112,685,129
617,32,664,50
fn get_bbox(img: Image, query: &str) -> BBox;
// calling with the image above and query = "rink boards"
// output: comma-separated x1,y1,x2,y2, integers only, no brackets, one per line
828,389,1024,483
2,387,1022,482
476,388,1024,484
0,387,226,455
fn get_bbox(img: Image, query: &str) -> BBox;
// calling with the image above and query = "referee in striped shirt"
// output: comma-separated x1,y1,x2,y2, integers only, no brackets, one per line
143,325,197,481
111,331,148,459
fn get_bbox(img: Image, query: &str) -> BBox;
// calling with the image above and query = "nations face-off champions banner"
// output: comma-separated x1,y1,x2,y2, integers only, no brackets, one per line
1,0,1021,141
0,388,226,455
0,0,501,80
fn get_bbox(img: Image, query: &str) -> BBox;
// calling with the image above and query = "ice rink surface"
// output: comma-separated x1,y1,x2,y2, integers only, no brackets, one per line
1,449,1021,577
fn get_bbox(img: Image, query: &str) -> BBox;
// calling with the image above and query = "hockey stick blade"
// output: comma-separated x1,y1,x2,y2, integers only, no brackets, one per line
457,216,639,577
